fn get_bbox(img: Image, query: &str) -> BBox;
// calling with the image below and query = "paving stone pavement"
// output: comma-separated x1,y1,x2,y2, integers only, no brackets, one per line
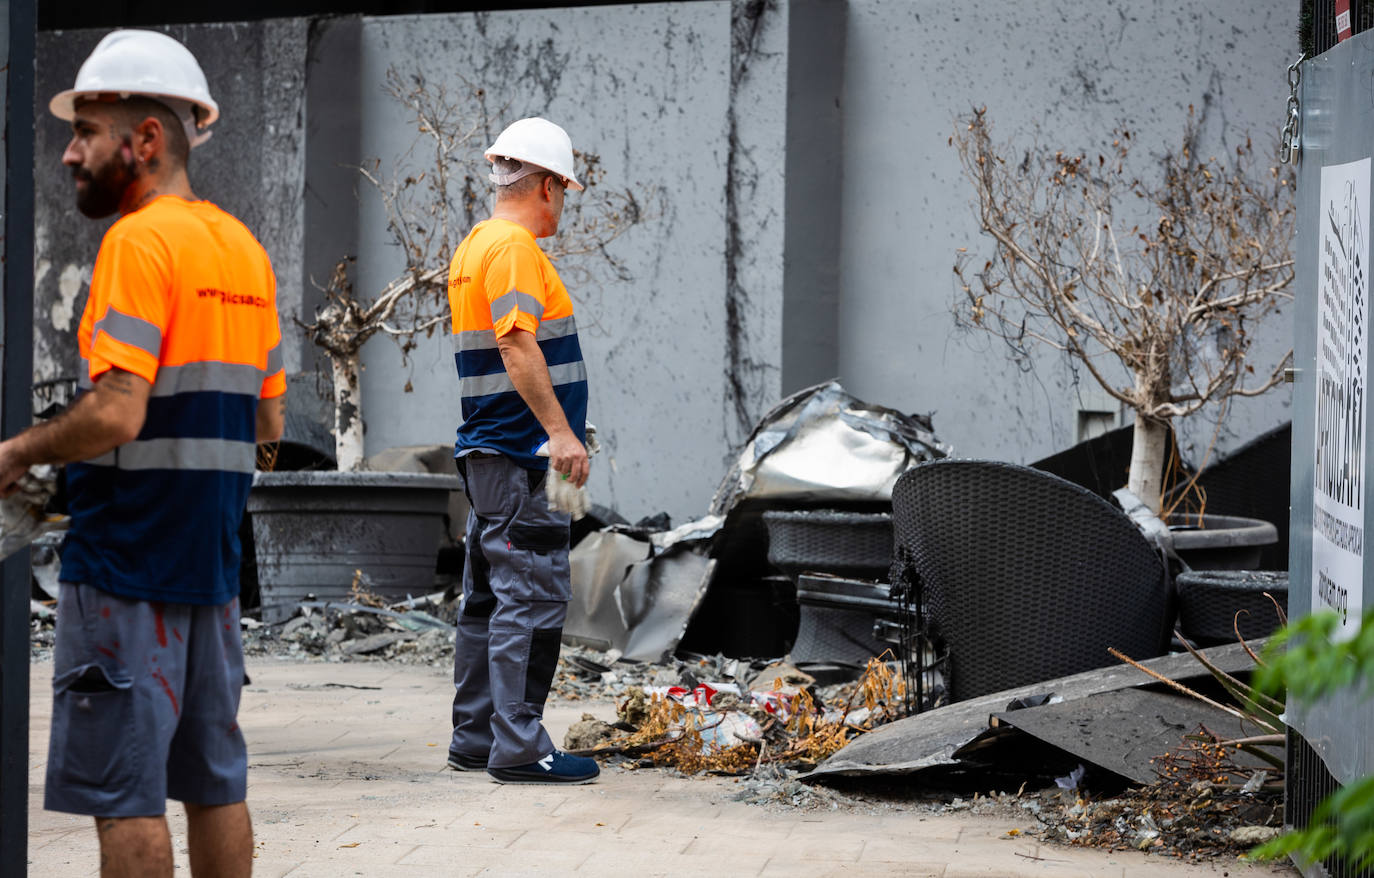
27,658,1298,877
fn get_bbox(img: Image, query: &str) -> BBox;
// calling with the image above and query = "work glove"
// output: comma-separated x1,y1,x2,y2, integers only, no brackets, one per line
544,469,589,521
0,465,65,560
533,423,599,521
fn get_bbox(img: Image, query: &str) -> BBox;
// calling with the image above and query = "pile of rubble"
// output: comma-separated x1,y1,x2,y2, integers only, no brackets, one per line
560,656,913,776
240,596,458,666
1030,734,1284,861
29,600,55,658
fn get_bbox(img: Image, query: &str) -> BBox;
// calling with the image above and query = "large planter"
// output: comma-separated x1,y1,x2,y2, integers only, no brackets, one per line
247,471,461,623
1168,513,1279,571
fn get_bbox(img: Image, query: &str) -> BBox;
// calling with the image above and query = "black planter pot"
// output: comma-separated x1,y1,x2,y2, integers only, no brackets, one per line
247,471,461,623
1168,514,1279,571
1177,569,1289,645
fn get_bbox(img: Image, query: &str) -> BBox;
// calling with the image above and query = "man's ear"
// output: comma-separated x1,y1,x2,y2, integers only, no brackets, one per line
542,175,557,201
133,115,163,164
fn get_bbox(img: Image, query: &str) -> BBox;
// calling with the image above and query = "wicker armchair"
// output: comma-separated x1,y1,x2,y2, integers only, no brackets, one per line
892,459,1173,702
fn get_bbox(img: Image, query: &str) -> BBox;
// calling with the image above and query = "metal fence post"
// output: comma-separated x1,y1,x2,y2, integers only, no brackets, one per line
1,0,36,874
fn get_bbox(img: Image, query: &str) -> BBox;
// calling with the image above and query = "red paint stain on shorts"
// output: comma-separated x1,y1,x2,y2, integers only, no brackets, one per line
228,722,239,734
97,647,115,659
150,668,179,715
153,603,167,648
173,627,183,644
100,606,111,619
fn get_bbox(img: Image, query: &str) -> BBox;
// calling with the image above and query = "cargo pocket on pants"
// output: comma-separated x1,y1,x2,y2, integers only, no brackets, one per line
507,524,571,602
51,662,135,791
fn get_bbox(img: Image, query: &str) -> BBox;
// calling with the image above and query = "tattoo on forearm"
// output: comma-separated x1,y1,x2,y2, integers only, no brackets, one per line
100,372,136,397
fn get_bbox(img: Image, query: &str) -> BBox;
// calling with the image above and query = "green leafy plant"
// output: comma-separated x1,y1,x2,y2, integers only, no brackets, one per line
1249,610,1374,869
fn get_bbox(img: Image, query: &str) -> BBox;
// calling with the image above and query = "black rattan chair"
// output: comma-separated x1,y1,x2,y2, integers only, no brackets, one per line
892,459,1173,703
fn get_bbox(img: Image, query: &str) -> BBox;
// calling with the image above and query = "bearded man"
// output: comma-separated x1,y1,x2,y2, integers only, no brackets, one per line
0,30,285,877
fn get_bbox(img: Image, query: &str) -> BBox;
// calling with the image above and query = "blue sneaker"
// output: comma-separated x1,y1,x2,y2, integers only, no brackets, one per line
447,750,487,772
488,750,600,785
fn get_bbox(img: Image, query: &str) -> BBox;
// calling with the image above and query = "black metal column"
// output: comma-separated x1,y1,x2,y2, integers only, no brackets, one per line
1,0,36,874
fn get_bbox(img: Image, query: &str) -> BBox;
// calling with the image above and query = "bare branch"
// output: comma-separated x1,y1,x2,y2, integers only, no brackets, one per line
951,106,1294,426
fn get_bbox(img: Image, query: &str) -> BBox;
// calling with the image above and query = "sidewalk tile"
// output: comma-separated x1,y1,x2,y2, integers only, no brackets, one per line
398,844,590,870
760,861,944,878
576,851,772,876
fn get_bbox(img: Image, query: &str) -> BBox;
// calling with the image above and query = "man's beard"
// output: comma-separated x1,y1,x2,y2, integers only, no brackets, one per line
73,152,136,219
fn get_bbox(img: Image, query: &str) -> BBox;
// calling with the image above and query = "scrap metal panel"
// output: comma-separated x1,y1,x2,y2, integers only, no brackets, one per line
1289,29,1374,878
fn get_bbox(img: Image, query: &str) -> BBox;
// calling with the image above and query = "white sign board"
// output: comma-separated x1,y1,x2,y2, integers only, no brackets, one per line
1312,157,1370,640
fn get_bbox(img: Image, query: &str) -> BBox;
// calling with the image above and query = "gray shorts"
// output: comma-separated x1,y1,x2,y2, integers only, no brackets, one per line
44,583,248,817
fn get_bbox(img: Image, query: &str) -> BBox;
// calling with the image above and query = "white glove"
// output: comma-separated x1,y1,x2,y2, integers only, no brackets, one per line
534,440,590,521
0,465,65,561
545,470,589,520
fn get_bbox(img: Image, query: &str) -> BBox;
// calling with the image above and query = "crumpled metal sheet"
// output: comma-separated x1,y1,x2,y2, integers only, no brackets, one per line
564,526,717,663
802,641,1262,783
984,687,1266,786
565,382,947,663
710,381,949,516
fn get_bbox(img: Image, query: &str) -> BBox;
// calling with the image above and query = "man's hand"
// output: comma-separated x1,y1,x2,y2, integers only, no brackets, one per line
0,445,30,498
545,428,589,488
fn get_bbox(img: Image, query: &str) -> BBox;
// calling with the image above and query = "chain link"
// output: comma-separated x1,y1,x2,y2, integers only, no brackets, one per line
1280,53,1305,165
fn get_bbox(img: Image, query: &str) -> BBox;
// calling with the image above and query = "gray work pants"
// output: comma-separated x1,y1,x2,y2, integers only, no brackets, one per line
450,453,571,768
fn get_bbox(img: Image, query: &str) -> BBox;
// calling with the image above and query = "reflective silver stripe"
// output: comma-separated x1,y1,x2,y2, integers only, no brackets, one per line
459,360,587,399
92,307,162,358
82,451,115,466
115,437,256,473
460,372,516,398
455,328,498,352
537,315,578,341
265,342,283,375
454,316,578,352
78,358,93,390
549,361,588,387
489,290,545,323
151,361,266,398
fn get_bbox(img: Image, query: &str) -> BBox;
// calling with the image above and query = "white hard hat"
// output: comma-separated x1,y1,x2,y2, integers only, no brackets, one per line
50,29,219,149
484,117,584,192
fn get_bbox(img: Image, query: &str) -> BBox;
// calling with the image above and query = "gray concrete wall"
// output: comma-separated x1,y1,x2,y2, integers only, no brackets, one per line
33,20,308,402
836,1,1298,467
29,1,1300,524
348,3,787,521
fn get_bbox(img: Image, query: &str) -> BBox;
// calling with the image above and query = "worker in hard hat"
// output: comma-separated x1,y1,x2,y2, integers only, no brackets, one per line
445,117,600,784
0,29,285,873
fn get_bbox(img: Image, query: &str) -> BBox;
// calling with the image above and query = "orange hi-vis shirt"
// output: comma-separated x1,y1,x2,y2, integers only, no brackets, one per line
62,195,285,606
448,218,588,468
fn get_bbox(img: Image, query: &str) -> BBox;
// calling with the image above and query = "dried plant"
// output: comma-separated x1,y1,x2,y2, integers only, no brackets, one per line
952,106,1295,512
593,657,912,775
302,68,658,470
